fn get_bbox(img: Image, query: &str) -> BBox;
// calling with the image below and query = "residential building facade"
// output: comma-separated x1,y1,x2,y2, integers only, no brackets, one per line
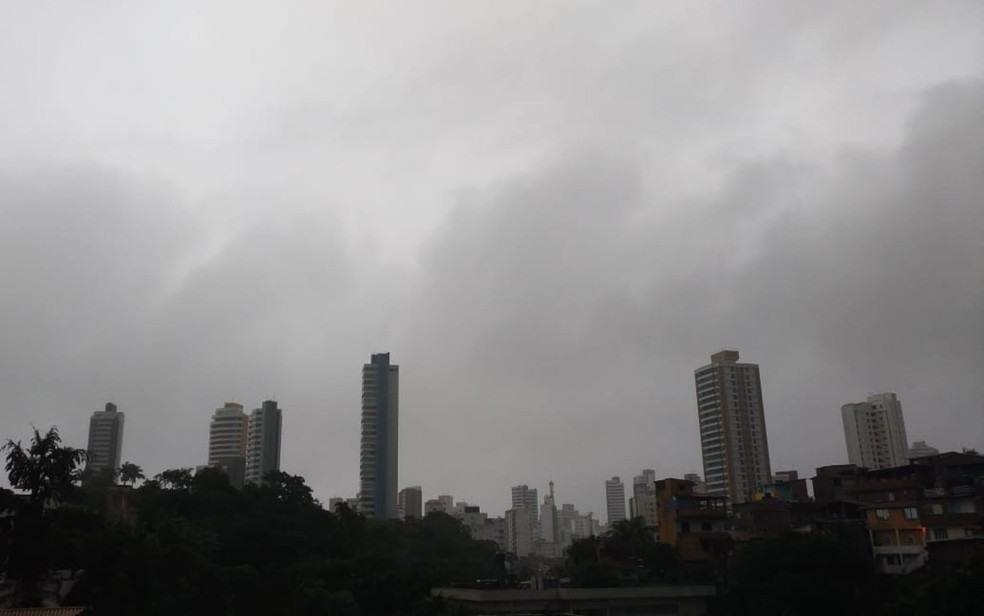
359,352,399,519
842,392,909,470
398,486,423,519
694,350,773,504
655,478,730,562
86,402,125,475
506,507,535,557
605,476,626,524
245,400,283,485
208,402,248,488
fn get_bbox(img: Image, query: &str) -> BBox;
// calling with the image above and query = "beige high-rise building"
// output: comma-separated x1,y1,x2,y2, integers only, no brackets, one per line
842,392,909,470
694,350,773,504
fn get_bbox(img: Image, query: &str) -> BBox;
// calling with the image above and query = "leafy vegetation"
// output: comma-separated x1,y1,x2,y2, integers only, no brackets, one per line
0,427,499,615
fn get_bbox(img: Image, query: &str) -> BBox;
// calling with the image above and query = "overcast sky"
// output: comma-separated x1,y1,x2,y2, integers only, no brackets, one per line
1,1,982,519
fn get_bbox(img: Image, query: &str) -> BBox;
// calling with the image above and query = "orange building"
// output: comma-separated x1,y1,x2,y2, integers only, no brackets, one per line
655,478,730,562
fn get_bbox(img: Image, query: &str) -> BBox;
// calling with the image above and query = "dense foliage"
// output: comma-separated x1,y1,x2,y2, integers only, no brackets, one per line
561,517,691,587
0,428,500,615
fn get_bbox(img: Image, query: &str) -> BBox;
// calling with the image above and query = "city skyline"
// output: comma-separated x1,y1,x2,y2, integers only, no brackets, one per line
1,2,982,520
2,356,975,519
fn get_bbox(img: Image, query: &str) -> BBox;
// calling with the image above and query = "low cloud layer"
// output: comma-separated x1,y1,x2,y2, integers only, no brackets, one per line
1,2,982,517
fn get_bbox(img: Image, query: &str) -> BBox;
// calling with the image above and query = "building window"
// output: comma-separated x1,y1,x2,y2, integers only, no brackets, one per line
887,492,895,502
903,507,918,520
933,528,949,541
875,509,890,521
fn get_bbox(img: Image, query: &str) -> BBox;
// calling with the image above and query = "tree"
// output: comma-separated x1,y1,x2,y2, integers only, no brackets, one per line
3,426,85,506
118,461,145,486
154,467,194,490
722,532,878,616
2,426,86,606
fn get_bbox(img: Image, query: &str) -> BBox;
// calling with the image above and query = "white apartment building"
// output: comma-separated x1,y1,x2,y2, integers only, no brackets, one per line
694,350,773,504
208,402,248,488
605,476,626,524
842,392,909,470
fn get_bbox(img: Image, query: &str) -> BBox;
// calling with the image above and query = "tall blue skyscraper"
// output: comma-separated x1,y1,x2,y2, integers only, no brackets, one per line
359,353,399,518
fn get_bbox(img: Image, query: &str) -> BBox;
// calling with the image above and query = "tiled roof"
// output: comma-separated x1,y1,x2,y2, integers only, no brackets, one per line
0,609,85,616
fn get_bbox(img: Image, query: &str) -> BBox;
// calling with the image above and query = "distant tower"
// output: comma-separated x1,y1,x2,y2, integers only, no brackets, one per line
511,484,539,516
694,350,773,504
540,481,558,543
605,476,626,524
398,486,423,519
907,440,939,461
246,400,283,485
86,402,125,475
842,392,909,470
359,353,400,519
208,402,248,488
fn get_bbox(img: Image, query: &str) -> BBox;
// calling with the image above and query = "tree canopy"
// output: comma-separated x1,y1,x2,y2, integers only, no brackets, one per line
3,426,85,505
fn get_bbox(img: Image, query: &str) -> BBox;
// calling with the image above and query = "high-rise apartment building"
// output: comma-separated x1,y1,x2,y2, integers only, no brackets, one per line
505,507,535,557
841,392,909,470
86,402,125,475
632,469,656,498
245,400,283,485
605,476,626,524
511,484,539,512
208,402,248,488
398,486,423,519
694,350,773,504
629,469,658,527
359,353,400,519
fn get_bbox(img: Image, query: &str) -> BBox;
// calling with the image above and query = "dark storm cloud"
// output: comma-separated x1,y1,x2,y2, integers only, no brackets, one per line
397,81,984,514
1,2,982,519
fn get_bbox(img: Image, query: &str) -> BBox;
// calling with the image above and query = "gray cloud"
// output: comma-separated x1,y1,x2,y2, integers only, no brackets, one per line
0,3,982,518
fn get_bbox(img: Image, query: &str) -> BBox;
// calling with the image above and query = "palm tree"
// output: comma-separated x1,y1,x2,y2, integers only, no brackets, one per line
3,426,85,505
118,461,145,487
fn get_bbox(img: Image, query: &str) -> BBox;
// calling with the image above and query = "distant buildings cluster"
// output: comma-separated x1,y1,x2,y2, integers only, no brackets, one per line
80,346,977,575
84,399,283,488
